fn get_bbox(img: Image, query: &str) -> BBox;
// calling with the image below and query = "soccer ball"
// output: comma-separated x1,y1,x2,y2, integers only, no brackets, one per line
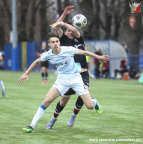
72,14,87,29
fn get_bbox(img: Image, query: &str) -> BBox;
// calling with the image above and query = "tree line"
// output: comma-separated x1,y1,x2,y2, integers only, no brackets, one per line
0,0,142,55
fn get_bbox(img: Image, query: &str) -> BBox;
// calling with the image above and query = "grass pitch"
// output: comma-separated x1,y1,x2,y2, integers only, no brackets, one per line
0,71,142,144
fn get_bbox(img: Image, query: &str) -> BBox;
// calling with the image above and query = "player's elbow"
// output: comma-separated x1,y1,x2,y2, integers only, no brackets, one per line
72,29,80,37
36,58,41,64
83,51,88,56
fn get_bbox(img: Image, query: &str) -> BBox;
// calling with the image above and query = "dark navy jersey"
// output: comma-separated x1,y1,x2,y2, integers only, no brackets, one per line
60,33,88,69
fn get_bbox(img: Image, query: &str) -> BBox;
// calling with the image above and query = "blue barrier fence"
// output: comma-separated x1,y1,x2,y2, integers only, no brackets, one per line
4,41,143,73
4,41,56,72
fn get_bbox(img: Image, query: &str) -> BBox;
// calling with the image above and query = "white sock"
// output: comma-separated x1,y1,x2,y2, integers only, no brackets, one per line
30,107,46,128
72,113,76,116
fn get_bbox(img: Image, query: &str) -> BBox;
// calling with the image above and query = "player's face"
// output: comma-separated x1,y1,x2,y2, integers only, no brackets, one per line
65,29,74,39
48,37,60,50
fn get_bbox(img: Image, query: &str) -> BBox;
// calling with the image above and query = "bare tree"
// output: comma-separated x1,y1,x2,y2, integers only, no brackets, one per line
28,0,40,41
2,0,11,29
39,0,48,40
0,0,11,50
18,0,30,41
57,0,63,16
0,0,142,57
39,0,55,40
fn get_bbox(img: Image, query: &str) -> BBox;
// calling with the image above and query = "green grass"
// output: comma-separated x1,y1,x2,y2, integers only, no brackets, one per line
0,71,143,144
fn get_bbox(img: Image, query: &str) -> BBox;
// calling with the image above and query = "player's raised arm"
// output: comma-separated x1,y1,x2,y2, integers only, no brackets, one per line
18,58,42,84
77,49,110,63
52,6,74,38
50,22,80,38
57,6,74,22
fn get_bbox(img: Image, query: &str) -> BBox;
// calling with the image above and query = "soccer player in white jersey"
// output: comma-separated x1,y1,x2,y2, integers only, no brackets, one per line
0,52,5,96
18,32,109,133
47,6,102,129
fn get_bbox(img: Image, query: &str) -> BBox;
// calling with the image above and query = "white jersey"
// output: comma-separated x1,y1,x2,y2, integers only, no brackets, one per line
40,46,81,74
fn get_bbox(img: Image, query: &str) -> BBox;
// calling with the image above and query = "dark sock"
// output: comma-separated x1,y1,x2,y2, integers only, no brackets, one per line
54,101,65,118
45,72,48,77
45,72,48,81
41,73,44,80
74,97,84,115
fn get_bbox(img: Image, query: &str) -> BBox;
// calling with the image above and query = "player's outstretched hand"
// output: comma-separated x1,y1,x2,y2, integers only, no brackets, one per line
99,55,110,63
64,6,74,15
18,74,29,84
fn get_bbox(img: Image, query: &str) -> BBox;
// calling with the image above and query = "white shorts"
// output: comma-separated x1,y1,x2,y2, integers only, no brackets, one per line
53,73,85,96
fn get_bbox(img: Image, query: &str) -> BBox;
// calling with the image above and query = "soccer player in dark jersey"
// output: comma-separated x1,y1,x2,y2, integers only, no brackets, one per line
46,6,102,129
38,42,49,84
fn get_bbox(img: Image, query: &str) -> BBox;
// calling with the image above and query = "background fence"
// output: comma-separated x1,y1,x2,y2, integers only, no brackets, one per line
4,40,143,78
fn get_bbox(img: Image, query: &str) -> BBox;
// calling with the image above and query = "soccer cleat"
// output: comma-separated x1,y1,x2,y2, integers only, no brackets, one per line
42,80,48,84
42,80,45,84
0,80,5,96
67,114,76,127
22,126,33,133
92,98,102,114
46,117,57,129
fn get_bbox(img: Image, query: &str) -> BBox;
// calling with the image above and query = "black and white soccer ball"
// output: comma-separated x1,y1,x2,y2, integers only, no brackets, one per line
72,14,87,29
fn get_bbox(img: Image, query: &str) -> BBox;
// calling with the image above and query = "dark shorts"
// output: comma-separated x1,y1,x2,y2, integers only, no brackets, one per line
41,61,49,68
64,71,89,96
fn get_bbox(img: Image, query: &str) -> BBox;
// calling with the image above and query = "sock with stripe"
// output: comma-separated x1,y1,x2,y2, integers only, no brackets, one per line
45,72,48,81
54,101,65,118
30,104,46,128
73,96,84,115
41,73,44,80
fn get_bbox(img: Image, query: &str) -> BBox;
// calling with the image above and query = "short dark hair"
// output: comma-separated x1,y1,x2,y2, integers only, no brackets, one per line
47,32,59,41
64,21,73,32
67,21,72,26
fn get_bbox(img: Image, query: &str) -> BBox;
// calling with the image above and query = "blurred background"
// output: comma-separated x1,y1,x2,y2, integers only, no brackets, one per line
0,0,143,79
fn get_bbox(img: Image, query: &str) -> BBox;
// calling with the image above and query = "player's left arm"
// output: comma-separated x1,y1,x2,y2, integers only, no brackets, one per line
77,49,110,63
50,22,80,38
52,6,74,38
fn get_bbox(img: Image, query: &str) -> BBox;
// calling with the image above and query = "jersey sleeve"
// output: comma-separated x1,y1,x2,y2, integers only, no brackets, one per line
40,53,47,61
40,51,50,61
67,47,78,55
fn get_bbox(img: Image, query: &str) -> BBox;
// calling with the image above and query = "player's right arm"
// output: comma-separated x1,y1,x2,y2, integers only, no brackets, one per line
57,6,74,22
53,6,74,38
18,58,42,84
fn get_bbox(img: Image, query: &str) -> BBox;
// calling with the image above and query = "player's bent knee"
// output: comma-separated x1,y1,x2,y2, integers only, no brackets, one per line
43,99,52,107
60,96,70,106
60,99,69,106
